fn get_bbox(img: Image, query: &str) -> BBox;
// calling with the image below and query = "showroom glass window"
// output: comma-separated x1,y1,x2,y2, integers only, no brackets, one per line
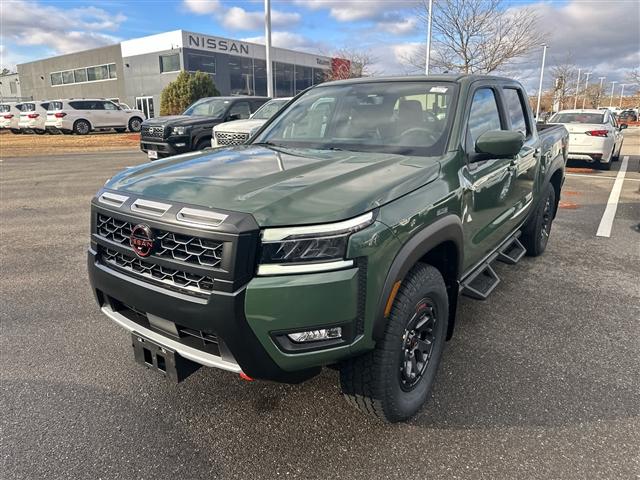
50,72,63,86
295,66,313,94
87,65,109,81
62,70,74,84
229,55,254,95
254,59,267,96
186,53,216,74
160,54,180,73
275,62,294,97
74,68,87,83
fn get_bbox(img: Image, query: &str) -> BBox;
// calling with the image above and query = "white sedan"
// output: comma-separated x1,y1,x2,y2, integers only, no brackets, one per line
548,109,626,170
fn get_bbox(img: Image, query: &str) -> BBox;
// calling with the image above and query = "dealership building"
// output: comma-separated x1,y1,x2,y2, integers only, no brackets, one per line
16,30,341,118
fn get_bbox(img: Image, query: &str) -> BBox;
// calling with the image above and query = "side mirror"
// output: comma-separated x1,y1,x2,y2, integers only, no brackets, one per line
619,123,628,130
474,130,525,160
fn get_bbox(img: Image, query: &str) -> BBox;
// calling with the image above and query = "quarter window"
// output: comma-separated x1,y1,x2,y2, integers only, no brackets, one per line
503,88,528,135
467,88,502,149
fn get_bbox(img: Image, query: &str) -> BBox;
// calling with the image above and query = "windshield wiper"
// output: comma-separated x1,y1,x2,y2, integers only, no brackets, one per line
253,141,286,148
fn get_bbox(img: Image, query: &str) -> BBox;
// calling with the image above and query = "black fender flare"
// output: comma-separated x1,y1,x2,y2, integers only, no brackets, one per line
373,215,464,341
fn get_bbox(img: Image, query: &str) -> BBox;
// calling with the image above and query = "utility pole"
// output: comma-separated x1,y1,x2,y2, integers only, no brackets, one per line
573,68,581,109
619,84,627,108
597,76,606,108
581,72,591,109
609,81,618,108
424,0,433,75
535,44,548,120
264,0,274,97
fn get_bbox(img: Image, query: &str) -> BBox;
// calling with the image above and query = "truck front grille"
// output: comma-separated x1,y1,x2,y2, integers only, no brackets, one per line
97,214,224,269
215,131,249,146
102,248,215,295
141,125,165,140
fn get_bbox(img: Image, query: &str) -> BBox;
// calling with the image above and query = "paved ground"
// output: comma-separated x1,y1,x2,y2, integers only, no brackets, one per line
1,131,639,479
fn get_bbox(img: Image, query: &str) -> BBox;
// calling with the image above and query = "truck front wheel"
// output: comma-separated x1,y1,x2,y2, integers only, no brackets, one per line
340,263,448,422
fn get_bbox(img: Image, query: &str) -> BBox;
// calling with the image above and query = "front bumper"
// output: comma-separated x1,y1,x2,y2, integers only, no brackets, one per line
140,137,191,157
87,198,368,383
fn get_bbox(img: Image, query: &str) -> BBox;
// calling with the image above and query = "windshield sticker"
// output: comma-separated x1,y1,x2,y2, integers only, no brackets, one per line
430,86,448,93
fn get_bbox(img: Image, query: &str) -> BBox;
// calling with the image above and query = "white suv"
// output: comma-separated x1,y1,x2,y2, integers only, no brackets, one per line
45,99,145,135
18,101,51,134
0,102,25,133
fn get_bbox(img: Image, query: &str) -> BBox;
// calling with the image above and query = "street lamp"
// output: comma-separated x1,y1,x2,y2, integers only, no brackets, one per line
535,44,548,120
609,81,618,108
581,72,591,109
597,76,606,108
425,0,434,75
573,68,582,109
264,0,274,97
619,84,627,108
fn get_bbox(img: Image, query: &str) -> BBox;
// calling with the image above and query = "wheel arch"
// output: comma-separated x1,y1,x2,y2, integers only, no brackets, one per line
373,215,463,342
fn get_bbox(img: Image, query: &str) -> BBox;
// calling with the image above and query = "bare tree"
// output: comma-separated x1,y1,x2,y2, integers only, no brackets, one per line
627,69,640,85
403,0,545,74
324,48,378,81
549,57,577,111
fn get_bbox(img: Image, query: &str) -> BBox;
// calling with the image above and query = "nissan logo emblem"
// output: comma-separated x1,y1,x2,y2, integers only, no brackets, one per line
130,224,155,258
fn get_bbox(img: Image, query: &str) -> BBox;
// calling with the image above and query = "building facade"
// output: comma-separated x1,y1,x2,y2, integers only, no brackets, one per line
0,72,23,101
16,30,340,118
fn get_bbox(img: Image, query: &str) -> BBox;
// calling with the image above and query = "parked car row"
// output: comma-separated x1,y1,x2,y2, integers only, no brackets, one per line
0,99,145,135
139,96,292,160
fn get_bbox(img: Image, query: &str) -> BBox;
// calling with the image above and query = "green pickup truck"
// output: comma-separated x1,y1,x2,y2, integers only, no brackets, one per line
88,75,568,422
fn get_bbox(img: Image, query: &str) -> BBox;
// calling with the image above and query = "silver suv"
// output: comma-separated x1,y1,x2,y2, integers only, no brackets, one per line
45,99,145,135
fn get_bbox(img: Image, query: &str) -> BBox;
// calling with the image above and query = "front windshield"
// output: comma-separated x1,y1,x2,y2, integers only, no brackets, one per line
252,99,289,120
252,82,457,156
183,98,229,118
550,112,604,124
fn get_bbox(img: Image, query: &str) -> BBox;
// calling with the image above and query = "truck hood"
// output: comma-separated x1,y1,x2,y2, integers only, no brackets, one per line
143,115,223,127
106,145,441,226
214,119,267,133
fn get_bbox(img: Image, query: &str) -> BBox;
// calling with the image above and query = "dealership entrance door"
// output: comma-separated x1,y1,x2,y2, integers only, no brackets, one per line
136,96,155,119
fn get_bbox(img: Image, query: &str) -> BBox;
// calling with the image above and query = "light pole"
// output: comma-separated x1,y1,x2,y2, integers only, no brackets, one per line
573,68,582,109
597,76,606,108
581,72,591,109
619,84,627,108
535,44,548,120
264,0,274,98
609,81,618,108
425,0,433,75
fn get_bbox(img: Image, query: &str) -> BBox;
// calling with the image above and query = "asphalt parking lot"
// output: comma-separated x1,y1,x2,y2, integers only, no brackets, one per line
1,131,639,479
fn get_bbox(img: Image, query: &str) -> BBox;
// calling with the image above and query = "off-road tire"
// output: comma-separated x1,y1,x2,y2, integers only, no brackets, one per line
340,263,448,423
128,117,142,132
73,119,91,135
521,182,556,256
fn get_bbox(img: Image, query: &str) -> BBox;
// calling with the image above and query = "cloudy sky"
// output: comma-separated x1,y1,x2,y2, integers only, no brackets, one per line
1,0,638,94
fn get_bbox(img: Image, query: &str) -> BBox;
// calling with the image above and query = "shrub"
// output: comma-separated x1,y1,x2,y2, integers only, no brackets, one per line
159,71,220,115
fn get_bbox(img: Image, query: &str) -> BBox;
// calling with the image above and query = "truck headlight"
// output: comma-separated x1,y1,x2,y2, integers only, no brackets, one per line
172,126,188,135
257,212,374,275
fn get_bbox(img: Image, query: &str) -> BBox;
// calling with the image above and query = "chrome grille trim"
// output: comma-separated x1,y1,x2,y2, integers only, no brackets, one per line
98,192,129,208
130,199,172,217
214,131,250,146
176,207,228,229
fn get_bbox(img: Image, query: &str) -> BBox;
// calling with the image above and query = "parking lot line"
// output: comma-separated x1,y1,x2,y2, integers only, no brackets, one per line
595,156,629,238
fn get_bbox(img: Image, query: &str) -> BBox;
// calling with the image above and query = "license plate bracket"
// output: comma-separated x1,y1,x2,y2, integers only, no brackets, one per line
131,332,200,382
148,150,158,160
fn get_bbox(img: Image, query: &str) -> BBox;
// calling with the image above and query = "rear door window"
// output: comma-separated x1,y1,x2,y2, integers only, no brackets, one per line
467,88,502,148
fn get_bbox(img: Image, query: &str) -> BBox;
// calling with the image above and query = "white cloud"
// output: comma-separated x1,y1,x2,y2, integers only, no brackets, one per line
1,0,125,56
183,1,301,31
242,31,326,53
378,18,418,35
182,0,221,14
293,0,416,23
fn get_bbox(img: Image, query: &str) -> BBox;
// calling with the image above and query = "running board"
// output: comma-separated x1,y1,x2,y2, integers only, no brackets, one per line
461,264,500,300
497,237,526,265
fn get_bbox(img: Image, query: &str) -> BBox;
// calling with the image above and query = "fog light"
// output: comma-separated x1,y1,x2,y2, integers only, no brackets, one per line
175,142,186,147
287,327,342,343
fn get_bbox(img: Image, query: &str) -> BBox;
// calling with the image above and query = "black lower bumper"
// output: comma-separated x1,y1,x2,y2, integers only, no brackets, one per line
88,248,320,383
140,138,191,158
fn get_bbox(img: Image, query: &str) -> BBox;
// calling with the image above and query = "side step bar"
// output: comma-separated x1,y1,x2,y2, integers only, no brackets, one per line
461,233,526,300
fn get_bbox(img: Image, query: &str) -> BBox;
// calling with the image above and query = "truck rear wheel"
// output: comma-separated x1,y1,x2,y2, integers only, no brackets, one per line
340,263,448,422
521,182,555,256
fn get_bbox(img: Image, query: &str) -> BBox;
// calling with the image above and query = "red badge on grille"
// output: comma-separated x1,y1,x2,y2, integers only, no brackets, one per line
130,224,155,258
